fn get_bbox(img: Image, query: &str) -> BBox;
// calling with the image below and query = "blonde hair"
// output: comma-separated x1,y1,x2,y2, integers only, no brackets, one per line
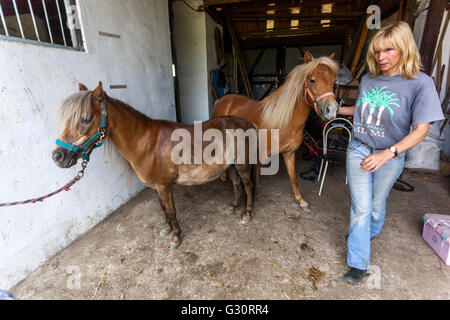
366,21,421,79
260,56,339,129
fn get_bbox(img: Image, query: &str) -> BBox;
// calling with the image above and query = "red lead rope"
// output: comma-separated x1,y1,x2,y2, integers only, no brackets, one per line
0,161,88,208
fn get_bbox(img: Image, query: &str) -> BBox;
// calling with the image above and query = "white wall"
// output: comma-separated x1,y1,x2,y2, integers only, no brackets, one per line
0,0,175,289
173,1,221,123
206,14,223,115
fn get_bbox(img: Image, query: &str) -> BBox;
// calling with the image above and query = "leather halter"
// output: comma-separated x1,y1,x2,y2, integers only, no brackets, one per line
56,97,107,162
304,83,336,116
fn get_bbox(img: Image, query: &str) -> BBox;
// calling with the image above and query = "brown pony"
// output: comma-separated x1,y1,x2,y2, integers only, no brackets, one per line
213,52,340,211
52,82,258,249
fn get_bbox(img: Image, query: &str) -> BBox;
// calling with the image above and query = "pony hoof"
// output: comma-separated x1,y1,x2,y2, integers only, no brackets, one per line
168,238,181,250
240,214,251,224
223,206,234,215
160,225,173,237
300,203,311,212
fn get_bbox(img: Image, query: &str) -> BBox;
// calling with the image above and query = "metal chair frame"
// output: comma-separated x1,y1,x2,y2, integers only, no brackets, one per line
317,118,354,196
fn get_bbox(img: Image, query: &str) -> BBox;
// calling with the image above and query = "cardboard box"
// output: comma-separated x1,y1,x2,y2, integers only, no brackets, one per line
423,214,450,266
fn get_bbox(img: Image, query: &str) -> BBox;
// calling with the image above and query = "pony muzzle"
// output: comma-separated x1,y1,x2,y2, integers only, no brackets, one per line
317,97,339,121
52,148,78,168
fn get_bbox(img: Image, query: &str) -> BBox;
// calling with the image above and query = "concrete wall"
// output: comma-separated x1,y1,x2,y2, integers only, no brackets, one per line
205,13,223,115
0,0,175,289
172,1,222,123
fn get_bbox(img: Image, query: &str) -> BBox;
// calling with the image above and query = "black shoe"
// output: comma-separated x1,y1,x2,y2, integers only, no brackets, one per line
344,268,369,284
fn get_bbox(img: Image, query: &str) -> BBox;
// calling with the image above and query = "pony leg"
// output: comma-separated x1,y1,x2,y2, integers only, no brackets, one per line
282,151,311,212
156,185,182,249
155,191,173,237
227,166,241,208
235,164,256,224
220,171,228,182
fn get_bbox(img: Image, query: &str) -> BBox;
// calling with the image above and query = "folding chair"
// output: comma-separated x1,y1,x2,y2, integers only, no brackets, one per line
317,118,353,196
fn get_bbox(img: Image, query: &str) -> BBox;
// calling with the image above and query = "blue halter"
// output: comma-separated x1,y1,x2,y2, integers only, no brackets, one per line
56,98,108,162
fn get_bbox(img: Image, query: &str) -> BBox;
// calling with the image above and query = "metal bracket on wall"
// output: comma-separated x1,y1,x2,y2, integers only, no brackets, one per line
98,31,121,39
110,85,127,90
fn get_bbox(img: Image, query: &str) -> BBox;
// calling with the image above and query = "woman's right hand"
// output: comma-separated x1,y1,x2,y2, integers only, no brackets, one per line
337,106,355,116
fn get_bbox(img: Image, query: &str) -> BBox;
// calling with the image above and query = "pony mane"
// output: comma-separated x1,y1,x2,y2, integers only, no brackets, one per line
260,56,339,129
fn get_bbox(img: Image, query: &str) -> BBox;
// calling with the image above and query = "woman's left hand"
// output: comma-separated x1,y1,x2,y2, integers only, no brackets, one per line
360,150,394,173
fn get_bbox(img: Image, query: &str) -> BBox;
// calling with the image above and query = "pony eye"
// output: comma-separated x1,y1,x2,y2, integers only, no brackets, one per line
310,79,316,84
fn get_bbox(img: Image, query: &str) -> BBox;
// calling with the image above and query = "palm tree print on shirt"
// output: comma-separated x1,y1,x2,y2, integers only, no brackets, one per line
357,86,400,126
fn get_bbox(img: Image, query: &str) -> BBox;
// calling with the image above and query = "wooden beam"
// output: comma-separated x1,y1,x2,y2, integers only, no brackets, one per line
420,0,447,75
225,12,253,98
239,24,354,39
397,0,405,21
204,0,253,6
350,13,372,74
430,11,450,77
231,16,361,22
218,0,356,12
402,0,419,31
375,0,404,19
240,33,345,49
229,12,365,20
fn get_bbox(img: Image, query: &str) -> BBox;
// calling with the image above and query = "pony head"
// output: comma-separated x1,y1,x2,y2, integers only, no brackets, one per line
261,52,340,128
303,52,340,121
52,82,106,168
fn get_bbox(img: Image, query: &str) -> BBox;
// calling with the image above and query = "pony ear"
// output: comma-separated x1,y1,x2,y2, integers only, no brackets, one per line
329,53,335,60
304,52,312,63
78,83,88,91
92,81,104,102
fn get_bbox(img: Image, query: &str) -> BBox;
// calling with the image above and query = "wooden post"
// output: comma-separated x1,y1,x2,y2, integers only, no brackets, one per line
430,12,449,77
420,0,447,75
403,0,419,31
350,13,372,74
397,0,405,21
225,12,253,98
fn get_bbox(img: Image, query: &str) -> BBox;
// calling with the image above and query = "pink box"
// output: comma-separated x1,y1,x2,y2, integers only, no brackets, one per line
423,214,450,266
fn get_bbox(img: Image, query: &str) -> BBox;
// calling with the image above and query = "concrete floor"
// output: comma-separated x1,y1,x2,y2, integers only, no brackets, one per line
11,153,450,300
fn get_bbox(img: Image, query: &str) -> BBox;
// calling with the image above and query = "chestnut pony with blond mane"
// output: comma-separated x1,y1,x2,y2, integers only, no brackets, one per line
213,52,340,211
52,83,258,249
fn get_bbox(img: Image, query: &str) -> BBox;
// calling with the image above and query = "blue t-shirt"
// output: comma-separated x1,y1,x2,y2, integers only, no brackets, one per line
353,72,444,149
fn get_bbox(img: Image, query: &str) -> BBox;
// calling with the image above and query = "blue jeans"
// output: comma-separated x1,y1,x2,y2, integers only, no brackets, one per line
346,139,405,270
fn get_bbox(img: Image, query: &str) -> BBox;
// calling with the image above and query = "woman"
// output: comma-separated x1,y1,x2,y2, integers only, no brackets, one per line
338,22,444,284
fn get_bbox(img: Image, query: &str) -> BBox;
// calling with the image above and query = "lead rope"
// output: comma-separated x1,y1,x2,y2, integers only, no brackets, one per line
0,160,88,207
